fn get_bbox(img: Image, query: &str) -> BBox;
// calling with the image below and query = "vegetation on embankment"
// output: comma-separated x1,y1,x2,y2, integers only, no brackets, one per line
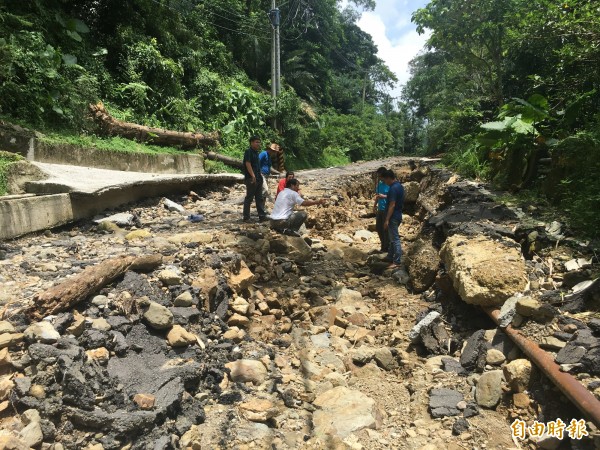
0,151,24,195
0,1,411,171
40,134,184,155
405,0,600,238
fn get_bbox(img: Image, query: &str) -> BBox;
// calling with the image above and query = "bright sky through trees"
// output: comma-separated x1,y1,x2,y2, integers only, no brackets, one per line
347,0,430,98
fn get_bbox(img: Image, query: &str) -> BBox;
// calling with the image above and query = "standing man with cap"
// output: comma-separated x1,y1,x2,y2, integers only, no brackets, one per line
242,135,268,222
258,142,281,202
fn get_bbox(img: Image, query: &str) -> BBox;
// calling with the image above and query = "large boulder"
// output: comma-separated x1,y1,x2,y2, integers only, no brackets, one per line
440,235,527,306
324,241,368,263
225,359,268,385
269,236,312,262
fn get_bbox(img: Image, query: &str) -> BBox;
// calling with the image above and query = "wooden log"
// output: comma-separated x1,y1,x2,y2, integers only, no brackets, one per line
89,102,220,149
29,254,162,320
204,151,243,169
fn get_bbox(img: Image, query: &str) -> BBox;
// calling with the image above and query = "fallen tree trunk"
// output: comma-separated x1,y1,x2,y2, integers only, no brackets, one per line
29,254,162,320
89,103,220,149
204,151,243,170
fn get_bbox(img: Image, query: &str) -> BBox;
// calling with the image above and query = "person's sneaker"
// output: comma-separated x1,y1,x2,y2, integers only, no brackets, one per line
258,216,269,222
282,229,301,237
242,217,252,223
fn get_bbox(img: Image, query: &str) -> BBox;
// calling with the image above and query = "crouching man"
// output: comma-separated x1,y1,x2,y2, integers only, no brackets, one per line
270,178,326,236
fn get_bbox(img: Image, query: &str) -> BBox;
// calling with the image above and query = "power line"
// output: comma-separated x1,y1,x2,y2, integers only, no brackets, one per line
280,0,315,41
207,1,250,20
313,24,371,74
281,0,300,28
206,8,271,36
176,0,271,38
147,0,271,42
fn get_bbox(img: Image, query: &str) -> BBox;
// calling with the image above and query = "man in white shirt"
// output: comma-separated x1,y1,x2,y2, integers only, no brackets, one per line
270,178,326,236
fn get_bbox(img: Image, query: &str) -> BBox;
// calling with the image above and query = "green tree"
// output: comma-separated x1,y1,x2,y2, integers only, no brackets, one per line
413,0,516,108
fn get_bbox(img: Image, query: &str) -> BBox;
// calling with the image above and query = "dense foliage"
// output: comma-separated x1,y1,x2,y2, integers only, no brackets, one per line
0,0,408,167
405,0,600,236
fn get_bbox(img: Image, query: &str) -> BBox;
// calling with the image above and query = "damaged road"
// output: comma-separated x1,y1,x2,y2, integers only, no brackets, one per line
0,157,599,449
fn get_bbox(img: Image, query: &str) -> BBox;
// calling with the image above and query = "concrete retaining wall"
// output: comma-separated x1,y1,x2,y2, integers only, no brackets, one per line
32,142,205,174
0,122,204,174
0,194,74,240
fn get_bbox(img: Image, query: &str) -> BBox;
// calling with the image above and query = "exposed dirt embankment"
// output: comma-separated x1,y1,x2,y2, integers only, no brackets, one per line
2,160,47,195
0,157,598,449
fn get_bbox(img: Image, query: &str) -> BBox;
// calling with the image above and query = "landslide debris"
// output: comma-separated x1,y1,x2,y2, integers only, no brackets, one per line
0,158,598,449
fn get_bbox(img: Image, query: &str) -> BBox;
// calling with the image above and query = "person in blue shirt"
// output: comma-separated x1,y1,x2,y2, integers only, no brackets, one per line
373,167,390,252
382,169,405,267
258,142,281,202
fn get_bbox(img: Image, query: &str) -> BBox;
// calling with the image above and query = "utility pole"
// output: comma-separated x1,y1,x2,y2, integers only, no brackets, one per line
275,11,281,96
269,2,281,126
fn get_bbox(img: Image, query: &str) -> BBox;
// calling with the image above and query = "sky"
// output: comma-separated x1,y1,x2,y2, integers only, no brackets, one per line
349,0,431,99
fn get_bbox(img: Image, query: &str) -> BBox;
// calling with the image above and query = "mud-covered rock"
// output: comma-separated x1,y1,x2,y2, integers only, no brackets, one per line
269,236,312,262
143,302,173,330
406,238,439,293
503,359,532,393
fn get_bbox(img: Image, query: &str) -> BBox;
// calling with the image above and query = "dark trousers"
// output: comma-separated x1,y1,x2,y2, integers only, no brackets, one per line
243,179,266,219
270,211,307,232
387,218,402,264
376,210,389,251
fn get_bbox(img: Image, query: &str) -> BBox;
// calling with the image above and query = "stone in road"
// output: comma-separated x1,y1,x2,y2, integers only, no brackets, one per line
312,386,384,438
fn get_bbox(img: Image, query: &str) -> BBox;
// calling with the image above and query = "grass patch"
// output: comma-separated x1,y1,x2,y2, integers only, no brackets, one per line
40,133,188,155
205,159,239,174
0,151,24,195
442,143,490,181
285,146,351,171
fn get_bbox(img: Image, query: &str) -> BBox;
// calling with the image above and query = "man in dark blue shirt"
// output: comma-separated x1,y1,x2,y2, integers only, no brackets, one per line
242,135,267,222
382,169,404,266
373,166,390,252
